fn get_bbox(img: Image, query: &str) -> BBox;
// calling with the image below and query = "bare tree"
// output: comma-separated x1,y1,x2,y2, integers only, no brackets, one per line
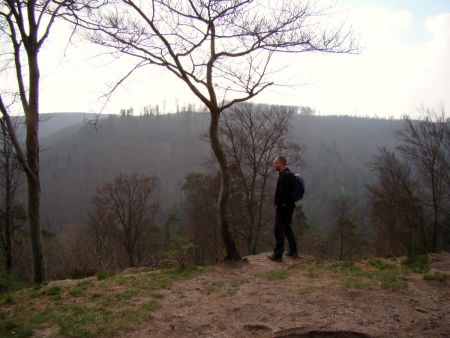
72,0,356,260
367,109,449,256
329,195,364,260
182,172,222,265
444,116,450,247
397,108,449,252
221,103,302,254
93,173,159,267
367,148,428,256
51,202,155,278
82,206,120,271
0,118,26,272
0,0,74,282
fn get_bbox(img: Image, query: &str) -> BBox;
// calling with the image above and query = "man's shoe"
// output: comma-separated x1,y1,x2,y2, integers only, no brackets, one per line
284,252,299,258
267,254,283,262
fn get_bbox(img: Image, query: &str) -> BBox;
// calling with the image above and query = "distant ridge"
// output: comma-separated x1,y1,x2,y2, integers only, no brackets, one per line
39,112,109,138
36,112,404,231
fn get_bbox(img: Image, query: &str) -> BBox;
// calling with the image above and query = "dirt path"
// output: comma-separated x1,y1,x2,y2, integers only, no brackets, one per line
123,253,450,338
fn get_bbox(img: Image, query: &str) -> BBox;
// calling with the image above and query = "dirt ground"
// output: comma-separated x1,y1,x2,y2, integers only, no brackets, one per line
123,253,450,338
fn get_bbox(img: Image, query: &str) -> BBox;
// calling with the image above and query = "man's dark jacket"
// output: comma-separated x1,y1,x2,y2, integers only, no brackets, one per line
274,168,295,209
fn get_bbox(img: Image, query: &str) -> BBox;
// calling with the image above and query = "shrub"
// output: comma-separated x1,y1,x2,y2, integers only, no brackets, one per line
96,271,114,280
404,255,430,273
2,293,14,305
0,270,22,294
367,258,395,270
163,234,195,270
42,286,61,296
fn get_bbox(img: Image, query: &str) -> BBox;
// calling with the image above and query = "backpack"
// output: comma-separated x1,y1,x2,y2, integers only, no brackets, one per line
291,173,305,206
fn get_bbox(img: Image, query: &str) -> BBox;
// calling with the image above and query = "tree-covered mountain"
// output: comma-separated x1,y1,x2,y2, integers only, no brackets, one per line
38,111,403,232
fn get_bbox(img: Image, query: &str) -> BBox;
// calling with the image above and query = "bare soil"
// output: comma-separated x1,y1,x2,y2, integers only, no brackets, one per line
122,252,450,338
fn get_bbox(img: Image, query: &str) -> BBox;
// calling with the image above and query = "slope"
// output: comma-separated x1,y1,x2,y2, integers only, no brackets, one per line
1,253,449,337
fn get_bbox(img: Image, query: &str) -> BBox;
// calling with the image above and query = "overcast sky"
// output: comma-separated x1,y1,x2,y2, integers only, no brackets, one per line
36,0,450,118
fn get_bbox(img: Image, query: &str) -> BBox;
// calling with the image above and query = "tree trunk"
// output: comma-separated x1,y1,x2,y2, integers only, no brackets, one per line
209,111,241,260
125,235,135,268
1,124,13,272
4,159,12,272
164,221,170,252
126,246,135,267
432,204,439,252
431,171,439,252
26,50,47,283
251,174,269,255
124,229,135,267
339,225,344,260
27,175,46,282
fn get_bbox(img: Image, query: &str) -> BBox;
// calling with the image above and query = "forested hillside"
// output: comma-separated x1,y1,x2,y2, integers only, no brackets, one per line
38,111,402,232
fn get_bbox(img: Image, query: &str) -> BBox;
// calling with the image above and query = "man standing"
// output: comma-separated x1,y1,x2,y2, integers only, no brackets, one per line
268,156,298,262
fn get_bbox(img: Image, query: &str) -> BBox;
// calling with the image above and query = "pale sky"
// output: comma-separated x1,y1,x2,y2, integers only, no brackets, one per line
33,0,450,117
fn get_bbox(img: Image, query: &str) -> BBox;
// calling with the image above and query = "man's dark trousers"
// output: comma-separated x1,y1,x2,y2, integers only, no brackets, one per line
273,206,297,258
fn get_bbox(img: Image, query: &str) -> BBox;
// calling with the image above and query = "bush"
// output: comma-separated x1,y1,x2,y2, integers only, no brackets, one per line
2,293,14,305
0,270,23,294
42,286,61,296
96,271,115,280
69,266,97,280
404,255,430,273
367,258,395,270
163,234,195,270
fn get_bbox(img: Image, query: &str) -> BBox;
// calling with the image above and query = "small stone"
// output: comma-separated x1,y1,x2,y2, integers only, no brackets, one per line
414,307,428,313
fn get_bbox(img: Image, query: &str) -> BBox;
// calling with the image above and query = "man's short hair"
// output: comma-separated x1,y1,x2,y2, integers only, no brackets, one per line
275,155,287,165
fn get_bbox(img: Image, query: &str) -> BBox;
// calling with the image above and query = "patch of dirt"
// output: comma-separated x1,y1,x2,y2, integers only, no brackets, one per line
429,252,450,273
33,326,59,337
120,252,450,338
273,329,372,338
47,276,95,288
